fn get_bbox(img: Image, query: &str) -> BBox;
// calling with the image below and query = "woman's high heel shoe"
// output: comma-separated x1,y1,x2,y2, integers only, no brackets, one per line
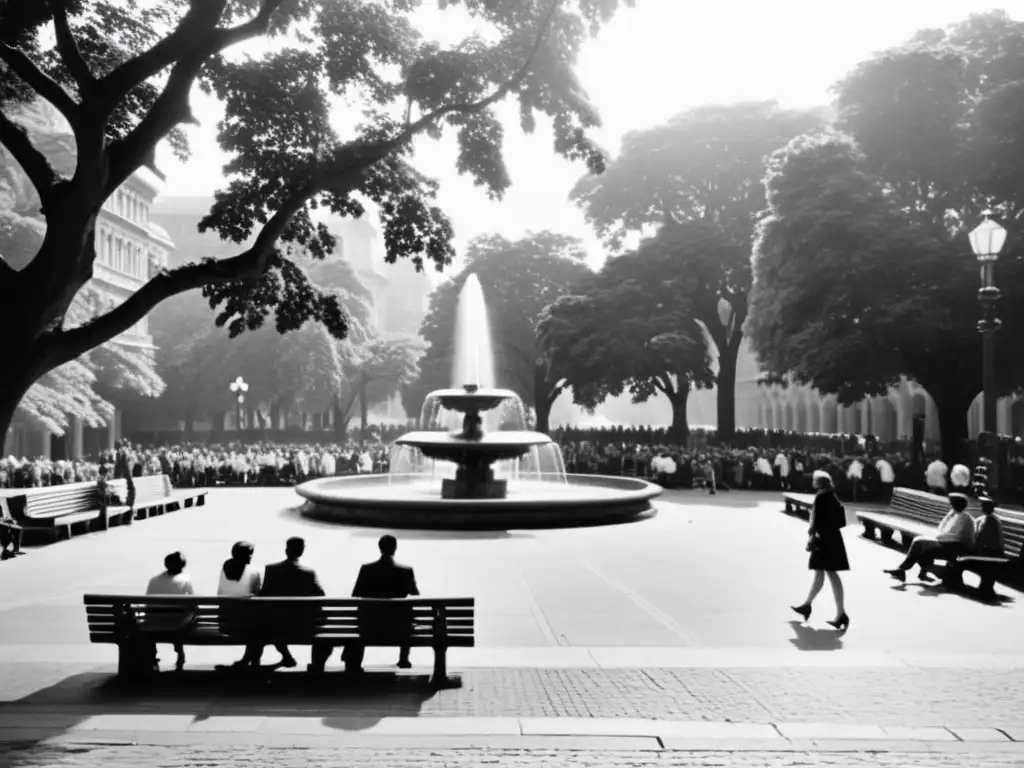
827,614,849,631
790,604,811,621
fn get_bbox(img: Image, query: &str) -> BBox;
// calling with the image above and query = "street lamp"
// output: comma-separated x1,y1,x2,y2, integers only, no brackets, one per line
968,211,1008,490
229,376,249,432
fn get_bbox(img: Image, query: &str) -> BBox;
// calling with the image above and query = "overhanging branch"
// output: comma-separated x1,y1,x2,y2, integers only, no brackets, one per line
48,0,94,93
51,176,319,367
0,43,79,122
0,110,59,204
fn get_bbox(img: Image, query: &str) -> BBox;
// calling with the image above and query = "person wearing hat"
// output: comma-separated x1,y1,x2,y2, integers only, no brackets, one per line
884,492,976,583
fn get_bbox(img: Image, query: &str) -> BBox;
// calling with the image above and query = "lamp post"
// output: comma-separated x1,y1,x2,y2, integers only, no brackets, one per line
229,376,249,432
968,211,1008,491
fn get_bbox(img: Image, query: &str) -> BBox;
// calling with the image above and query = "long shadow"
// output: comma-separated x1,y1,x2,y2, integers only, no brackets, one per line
0,666,449,764
786,619,845,651
349,528,529,540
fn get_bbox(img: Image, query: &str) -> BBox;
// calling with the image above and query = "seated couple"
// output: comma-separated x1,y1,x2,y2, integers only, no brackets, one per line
216,534,419,673
884,493,1005,593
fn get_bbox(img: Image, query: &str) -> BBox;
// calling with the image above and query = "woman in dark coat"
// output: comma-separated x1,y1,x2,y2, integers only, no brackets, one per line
791,470,850,630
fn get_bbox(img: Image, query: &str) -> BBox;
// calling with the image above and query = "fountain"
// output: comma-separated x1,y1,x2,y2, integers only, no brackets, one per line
295,276,662,528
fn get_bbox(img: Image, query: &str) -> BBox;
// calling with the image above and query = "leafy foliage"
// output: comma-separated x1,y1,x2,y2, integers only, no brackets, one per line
0,0,628,444
747,11,1024,459
538,242,712,437
411,231,591,430
570,101,826,434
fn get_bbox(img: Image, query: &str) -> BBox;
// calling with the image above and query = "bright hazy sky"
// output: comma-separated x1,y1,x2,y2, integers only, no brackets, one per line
158,1,1019,268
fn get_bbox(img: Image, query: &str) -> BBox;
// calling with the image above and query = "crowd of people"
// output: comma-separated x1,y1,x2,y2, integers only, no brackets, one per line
4,426,1024,505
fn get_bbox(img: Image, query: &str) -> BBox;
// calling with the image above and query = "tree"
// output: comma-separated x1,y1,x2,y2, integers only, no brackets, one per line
412,231,592,432
0,0,622,450
747,12,1024,461
571,101,826,437
538,242,712,439
338,335,425,445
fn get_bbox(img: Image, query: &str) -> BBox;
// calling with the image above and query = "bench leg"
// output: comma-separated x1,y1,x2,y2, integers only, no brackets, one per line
942,565,965,592
117,641,156,681
861,521,876,540
879,528,893,546
197,496,205,507
431,647,448,686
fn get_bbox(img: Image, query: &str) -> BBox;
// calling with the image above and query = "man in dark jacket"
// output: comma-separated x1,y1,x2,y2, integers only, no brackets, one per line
310,535,419,674
260,537,324,668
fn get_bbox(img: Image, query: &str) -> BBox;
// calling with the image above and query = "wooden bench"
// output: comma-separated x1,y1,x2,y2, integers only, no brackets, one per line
159,475,207,510
782,492,816,518
858,488,1024,592
6,481,132,540
84,594,474,685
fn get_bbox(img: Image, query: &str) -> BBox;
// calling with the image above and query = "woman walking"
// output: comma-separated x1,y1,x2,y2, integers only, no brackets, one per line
791,470,850,630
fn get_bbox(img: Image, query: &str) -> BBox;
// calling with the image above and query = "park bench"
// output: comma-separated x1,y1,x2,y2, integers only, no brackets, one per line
127,475,205,519
782,492,815,518
858,488,1024,593
5,480,132,541
83,594,475,686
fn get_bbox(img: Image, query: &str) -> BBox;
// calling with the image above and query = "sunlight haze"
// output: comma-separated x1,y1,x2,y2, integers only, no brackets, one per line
158,1,1016,268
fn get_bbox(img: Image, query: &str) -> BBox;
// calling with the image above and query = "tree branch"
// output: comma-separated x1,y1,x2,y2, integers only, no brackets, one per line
50,177,318,368
0,43,79,122
101,0,228,102
362,0,563,164
0,110,59,204
48,0,94,93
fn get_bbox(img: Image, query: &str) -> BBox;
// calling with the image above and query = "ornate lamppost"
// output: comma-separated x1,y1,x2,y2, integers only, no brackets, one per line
968,211,1008,491
229,376,249,432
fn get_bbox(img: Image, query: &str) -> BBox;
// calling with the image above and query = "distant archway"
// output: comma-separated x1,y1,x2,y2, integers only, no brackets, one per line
912,393,927,417
876,400,898,441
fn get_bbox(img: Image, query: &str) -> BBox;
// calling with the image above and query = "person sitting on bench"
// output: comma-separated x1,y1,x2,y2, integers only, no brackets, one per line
975,497,1005,558
884,492,976,583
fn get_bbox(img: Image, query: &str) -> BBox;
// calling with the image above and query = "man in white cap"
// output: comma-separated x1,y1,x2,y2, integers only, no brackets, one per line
884,492,976,582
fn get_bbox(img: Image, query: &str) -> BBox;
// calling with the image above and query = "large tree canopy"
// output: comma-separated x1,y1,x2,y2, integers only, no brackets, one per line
0,0,625,447
570,101,825,436
747,10,1024,461
411,231,591,432
538,239,712,439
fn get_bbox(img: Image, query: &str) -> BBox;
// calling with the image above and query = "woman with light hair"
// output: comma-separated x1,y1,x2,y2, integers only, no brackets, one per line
791,469,850,630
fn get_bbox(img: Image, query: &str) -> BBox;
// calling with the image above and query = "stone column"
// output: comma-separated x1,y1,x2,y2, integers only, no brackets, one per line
106,408,119,450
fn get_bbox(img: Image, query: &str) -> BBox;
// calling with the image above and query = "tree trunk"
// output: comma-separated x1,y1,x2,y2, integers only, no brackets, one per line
358,379,369,448
932,388,973,466
0,383,26,458
716,344,738,439
533,365,552,434
666,387,691,442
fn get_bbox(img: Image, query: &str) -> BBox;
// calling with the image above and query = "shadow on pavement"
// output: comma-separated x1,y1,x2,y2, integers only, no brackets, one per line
0,668,449,760
786,620,844,651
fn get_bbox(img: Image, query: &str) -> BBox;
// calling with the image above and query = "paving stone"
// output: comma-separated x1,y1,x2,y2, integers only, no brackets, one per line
3,744,1024,767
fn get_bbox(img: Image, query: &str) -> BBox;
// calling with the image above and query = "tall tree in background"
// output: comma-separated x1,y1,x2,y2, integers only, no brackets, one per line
0,0,623,449
571,101,825,437
412,231,591,432
746,11,1024,462
538,243,712,439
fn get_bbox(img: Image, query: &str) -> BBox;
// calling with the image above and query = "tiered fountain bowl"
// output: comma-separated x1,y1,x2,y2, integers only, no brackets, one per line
295,384,662,529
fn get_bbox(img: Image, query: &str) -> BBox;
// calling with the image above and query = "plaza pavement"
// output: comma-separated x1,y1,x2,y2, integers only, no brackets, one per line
0,487,1023,766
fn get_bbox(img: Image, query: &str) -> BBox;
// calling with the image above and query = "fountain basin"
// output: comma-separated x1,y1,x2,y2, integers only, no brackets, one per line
295,473,662,529
396,431,552,463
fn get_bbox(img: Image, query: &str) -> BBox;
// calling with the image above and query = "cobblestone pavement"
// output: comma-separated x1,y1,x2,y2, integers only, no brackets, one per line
3,666,1024,728
2,744,1024,768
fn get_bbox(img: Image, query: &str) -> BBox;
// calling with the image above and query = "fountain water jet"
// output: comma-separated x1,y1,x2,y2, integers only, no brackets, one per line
295,276,662,528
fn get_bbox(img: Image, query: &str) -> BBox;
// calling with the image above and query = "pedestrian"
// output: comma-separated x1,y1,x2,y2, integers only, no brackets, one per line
791,470,850,631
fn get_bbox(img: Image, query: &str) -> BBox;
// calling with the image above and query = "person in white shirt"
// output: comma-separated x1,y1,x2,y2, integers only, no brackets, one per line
145,551,195,671
925,459,948,495
949,464,971,489
884,493,977,583
216,541,263,671
875,458,895,503
774,452,790,490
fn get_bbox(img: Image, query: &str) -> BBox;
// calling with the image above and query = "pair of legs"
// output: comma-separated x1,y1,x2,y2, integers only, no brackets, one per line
885,536,961,581
308,642,411,673
800,570,846,619
231,643,296,668
152,642,185,671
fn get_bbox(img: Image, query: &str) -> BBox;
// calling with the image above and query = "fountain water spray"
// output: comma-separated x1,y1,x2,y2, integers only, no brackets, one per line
451,275,495,389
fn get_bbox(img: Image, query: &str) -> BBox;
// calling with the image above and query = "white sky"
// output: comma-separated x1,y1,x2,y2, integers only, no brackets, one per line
158,1,1019,268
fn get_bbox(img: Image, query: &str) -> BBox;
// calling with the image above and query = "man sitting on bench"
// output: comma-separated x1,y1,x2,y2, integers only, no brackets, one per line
884,492,976,583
